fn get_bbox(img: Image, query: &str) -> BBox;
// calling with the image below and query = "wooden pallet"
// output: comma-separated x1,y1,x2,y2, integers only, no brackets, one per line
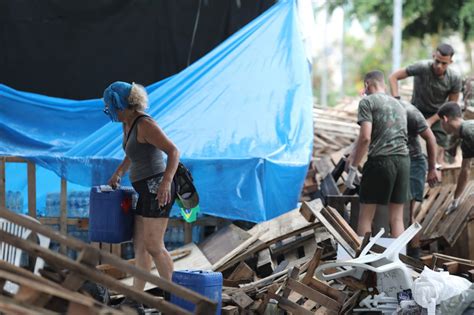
0,260,126,314
0,207,217,315
267,247,357,315
419,181,474,245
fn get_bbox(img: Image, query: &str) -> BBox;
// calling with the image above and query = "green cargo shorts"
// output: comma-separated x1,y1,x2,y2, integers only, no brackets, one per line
359,155,410,205
431,120,448,149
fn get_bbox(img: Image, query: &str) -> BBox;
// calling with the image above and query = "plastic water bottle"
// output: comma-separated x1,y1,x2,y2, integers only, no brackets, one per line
131,193,138,210
164,228,170,246
177,227,184,247
45,193,53,215
6,190,13,211
52,192,60,216
80,191,90,217
192,226,201,243
170,227,178,249
68,191,75,217
14,191,22,213
17,192,24,213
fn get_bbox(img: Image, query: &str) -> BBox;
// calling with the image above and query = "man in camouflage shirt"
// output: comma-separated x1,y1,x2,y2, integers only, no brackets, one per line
389,43,462,165
401,100,440,258
438,102,474,214
346,70,409,237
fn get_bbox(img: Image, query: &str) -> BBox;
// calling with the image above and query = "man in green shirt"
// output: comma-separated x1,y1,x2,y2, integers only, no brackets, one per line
438,102,474,214
346,70,410,237
401,100,440,258
389,43,462,165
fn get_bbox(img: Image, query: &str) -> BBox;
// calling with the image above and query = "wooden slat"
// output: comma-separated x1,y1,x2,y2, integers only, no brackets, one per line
324,206,360,247
287,278,342,312
0,295,59,315
302,200,359,258
446,199,474,245
421,185,454,238
27,162,36,217
268,292,314,315
59,178,67,254
0,158,5,210
414,186,441,222
437,183,474,244
39,217,89,228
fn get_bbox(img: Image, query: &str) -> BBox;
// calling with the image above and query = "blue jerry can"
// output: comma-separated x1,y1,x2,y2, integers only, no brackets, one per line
89,186,135,243
171,270,223,315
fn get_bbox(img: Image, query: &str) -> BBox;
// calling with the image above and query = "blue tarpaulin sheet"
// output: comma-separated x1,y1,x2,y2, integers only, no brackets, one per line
0,0,313,222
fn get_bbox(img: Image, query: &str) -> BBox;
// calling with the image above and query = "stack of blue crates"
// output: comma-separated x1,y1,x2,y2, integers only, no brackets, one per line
171,270,223,314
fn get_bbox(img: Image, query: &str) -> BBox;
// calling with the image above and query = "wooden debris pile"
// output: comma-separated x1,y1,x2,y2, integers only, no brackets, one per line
414,181,474,246
0,208,217,315
312,105,358,158
421,253,474,281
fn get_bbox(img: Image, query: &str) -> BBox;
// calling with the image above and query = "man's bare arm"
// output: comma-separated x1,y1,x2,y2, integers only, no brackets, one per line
388,69,409,97
419,127,440,186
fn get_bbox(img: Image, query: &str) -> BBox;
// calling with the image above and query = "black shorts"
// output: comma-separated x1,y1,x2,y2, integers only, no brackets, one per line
131,174,177,218
359,155,410,205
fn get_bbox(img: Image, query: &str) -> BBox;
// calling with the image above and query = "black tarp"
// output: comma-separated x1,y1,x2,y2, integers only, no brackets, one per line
0,0,274,99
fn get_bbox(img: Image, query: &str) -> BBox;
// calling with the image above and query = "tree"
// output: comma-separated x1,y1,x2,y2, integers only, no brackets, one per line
328,0,473,40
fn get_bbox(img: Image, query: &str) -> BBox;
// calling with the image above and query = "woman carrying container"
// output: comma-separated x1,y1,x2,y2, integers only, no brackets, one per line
104,81,179,310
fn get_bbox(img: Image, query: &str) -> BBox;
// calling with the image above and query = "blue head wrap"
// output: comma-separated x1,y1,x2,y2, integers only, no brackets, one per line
103,81,132,122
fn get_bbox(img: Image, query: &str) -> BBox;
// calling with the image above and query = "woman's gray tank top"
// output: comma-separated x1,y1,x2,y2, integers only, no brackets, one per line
124,116,166,183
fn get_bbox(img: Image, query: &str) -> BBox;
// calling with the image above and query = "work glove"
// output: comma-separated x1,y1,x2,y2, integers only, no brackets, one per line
344,164,358,189
445,198,460,215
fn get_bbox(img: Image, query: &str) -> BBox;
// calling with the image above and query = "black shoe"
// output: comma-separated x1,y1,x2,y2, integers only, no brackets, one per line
406,247,421,260
113,297,145,315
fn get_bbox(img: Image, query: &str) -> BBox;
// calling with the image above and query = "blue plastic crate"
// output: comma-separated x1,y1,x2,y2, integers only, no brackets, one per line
89,186,135,243
171,270,222,315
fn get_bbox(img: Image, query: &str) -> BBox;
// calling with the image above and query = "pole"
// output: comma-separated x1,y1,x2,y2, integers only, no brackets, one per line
392,0,403,73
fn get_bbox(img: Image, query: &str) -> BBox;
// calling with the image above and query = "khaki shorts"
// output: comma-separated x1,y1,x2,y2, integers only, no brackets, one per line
359,155,410,205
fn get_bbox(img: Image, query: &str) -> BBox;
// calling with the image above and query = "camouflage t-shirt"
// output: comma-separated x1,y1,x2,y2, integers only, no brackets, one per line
406,60,462,116
460,120,474,159
358,93,408,157
399,101,428,159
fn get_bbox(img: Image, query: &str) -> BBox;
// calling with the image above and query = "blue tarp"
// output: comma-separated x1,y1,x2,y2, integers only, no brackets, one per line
0,0,313,222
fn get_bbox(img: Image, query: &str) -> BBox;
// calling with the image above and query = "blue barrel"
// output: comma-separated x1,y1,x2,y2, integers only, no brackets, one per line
89,186,135,243
171,270,222,314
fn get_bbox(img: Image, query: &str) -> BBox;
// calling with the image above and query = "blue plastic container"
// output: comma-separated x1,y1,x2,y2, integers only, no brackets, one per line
171,270,223,314
89,186,135,243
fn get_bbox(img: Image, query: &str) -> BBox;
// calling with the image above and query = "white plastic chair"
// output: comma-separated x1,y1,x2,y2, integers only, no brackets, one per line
315,222,422,297
0,214,51,294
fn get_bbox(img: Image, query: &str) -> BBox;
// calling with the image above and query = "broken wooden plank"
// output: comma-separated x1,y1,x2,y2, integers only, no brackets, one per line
302,200,360,258
198,224,251,265
228,262,254,282
231,291,253,310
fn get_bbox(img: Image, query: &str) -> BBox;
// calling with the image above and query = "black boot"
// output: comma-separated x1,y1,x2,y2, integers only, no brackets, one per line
113,297,145,315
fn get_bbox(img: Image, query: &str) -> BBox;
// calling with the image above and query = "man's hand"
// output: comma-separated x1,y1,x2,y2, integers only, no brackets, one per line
446,198,460,215
345,165,358,189
427,169,441,187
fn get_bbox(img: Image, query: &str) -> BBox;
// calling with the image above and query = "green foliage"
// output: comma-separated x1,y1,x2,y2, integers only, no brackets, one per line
460,1,474,39
328,0,474,40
